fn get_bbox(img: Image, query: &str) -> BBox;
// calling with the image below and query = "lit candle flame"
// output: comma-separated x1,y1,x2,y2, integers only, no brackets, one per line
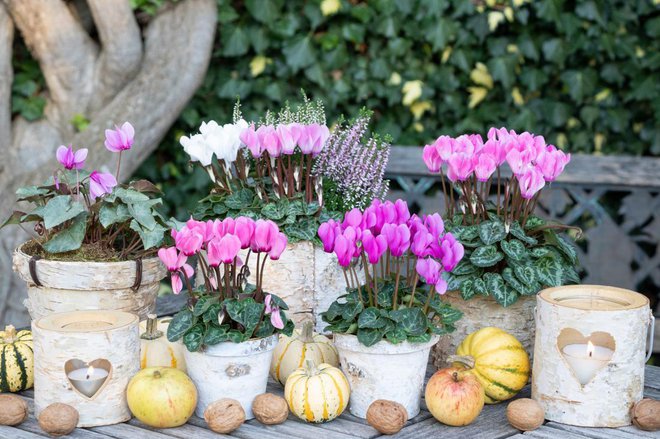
587,341,595,358
85,365,95,380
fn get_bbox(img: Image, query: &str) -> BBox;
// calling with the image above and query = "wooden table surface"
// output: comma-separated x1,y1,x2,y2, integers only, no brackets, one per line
4,295,660,439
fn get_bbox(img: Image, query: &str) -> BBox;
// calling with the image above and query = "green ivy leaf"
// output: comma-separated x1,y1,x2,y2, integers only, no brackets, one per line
167,309,194,342
478,220,507,245
41,195,86,230
469,245,504,267
500,239,527,261
283,36,317,72
42,213,87,253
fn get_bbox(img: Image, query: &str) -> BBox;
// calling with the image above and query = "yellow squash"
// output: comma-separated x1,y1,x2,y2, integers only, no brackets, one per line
453,327,530,404
0,325,33,393
271,321,338,385
285,361,349,423
139,315,186,372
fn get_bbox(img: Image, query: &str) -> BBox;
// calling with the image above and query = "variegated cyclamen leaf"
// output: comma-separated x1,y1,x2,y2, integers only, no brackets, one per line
451,260,480,276
502,267,537,296
546,231,578,264
524,216,546,229
535,257,564,287
42,213,87,253
500,239,527,261
460,279,476,300
473,278,488,296
469,245,504,267
513,263,537,285
478,220,507,245
358,307,384,329
509,221,538,245
564,266,581,284
41,195,86,229
486,273,518,307
389,308,427,336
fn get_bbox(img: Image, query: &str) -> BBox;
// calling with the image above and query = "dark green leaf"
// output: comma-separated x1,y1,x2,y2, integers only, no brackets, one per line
535,256,565,287
478,220,507,245
167,309,194,342
500,239,527,261
183,325,204,351
460,279,476,300
469,245,504,267
486,273,518,307
389,308,427,336
510,222,538,245
203,324,229,345
357,328,383,347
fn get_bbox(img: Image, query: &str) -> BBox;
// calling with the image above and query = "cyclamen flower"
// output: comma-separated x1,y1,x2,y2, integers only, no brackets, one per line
251,219,279,252
416,257,446,293
318,220,339,252
207,234,241,266
104,122,134,152
269,232,288,260
536,148,571,182
423,143,443,172
473,153,497,182
361,230,387,264
276,124,298,155
257,125,281,157
447,153,475,182
519,167,545,199
440,234,464,272
89,171,117,199
240,123,262,158
234,217,256,249
158,247,194,295
202,119,248,163
56,145,87,170
180,133,214,166
382,223,410,257
174,227,204,256
265,295,284,329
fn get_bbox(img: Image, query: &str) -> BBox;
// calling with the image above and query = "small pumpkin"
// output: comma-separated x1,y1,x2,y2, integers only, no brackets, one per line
285,360,349,423
0,325,34,393
454,327,530,404
271,320,338,385
139,314,186,372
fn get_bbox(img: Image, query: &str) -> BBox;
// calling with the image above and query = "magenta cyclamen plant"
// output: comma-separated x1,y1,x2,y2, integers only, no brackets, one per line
162,217,294,351
423,127,570,227
2,122,169,259
319,199,465,346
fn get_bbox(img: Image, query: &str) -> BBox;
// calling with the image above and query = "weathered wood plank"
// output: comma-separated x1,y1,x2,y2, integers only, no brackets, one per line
155,292,188,317
90,423,177,439
546,422,654,438
127,418,233,439
388,401,517,439
246,417,358,439
520,426,591,438
186,415,299,439
644,365,660,390
386,146,660,189
0,426,46,439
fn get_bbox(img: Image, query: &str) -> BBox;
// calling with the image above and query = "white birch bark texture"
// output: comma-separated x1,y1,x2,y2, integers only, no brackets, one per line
32,310,140,427
334,334,439,419
0,0,218,327
12,244,166,320
183,335,278,420
245,241,359,332
431,290,536,369
531,285,652,427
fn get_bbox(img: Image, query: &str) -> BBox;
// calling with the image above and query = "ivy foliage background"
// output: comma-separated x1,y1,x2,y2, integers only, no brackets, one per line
11,0,660,219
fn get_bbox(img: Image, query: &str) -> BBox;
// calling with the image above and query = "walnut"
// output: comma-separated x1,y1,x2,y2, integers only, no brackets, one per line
252,393,288,425
506,398,544,431
38,403,79,437
0,394,28,426
366,399,408,435
204,398,245,434
632,398,660,431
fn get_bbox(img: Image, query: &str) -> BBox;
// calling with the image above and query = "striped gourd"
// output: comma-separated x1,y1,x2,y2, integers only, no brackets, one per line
271,321,338,385
285,360,350,423
0,325,34,393
139,315,186,372
453,327,530,404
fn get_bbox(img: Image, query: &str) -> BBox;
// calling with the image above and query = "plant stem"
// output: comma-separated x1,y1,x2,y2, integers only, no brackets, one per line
392,258,401,310
408,272,419,307
422,285,436,315
115,151,122,181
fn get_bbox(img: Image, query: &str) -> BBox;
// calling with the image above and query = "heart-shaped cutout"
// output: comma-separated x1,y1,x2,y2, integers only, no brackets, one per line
64,359,112,399
557,328,615,386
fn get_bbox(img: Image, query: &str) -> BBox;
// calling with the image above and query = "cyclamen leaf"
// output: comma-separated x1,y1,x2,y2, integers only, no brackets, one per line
473,278,488,296
564,266,581,284
385,327,407,344
127,199,161,230
111,187,150,203
469,245,504,267
513,263,538,286
478,220,507,245
129,220,167,250
358,307,384,329
167,309,195,342
451,260,480,276
524,216,546,229
509,221,538,245
42,195,86,229
183,325,204,352
357,328,383,347
389,308,427,336
16,186,49,202
203,324,229,345
535,257,565,287
224,188,254,210
486,273,518,307
502,267,536,296
99,203,131,228
42,213,87,253
460,279,476,300
500,239,527,261
546,231,578,264
261,201,288,220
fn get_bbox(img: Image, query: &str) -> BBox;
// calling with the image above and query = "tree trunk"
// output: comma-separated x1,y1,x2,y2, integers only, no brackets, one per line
0,0,218,326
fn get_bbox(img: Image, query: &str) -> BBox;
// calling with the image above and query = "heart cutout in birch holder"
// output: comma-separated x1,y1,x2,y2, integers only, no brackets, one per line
64,359,112,399
557,328,615,386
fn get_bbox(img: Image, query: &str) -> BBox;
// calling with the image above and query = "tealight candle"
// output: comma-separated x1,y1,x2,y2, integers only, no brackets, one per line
67,365,109,398
561,341,614,385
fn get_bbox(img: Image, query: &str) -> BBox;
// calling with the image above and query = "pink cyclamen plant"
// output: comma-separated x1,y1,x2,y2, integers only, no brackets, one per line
422,127,570,226
318,199,464,314
159,216,288,328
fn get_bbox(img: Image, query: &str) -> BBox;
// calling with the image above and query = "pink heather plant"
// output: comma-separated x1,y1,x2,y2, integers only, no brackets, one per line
423,127,571,226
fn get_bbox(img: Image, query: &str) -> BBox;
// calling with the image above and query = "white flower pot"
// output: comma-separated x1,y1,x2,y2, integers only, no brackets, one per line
183,334,278,419
334,333,439,419
13,243,166,321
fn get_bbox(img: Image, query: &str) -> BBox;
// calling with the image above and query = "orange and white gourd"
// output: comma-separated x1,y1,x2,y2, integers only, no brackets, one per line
139,315,186,372
285,361,350,423
271,321,338,385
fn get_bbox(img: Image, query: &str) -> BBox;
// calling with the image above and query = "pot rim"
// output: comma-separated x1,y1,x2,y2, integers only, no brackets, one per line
333,333,440,355
184,333,279,357
14,241,161,267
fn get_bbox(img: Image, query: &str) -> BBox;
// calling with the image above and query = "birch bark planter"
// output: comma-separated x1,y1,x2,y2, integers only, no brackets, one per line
183,335,278,420
334,333,439,419
531,285,654,427
245,241,354,332
32,310,140,427
13,243,166,320
431,290,535,369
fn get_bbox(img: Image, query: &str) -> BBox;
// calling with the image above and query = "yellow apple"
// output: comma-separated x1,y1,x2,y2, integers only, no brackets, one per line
127,367,197,428
425,366,485,426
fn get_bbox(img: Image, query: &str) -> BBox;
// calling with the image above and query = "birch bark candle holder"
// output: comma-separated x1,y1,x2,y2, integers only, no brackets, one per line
531,285,654,427
32,310,140,427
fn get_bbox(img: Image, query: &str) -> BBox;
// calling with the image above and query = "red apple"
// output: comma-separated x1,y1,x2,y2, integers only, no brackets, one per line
425,366,485,426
